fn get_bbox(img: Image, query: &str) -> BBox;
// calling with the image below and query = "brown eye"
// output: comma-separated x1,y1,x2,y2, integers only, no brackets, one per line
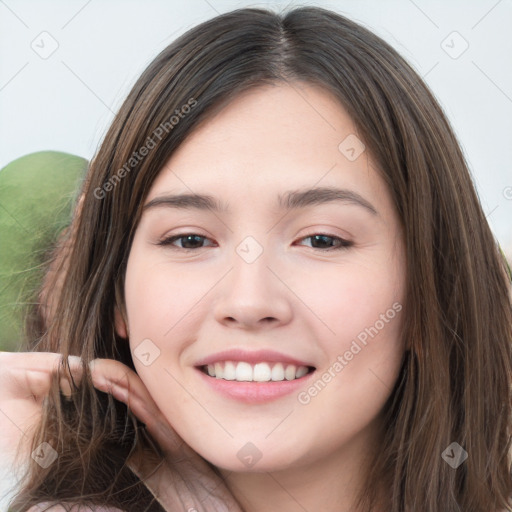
157,234,215,250
297,234,353,251
156,233,353,252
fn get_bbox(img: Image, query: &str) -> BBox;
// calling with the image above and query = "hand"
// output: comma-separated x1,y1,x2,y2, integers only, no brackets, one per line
0,351,243,512
0,351,82,462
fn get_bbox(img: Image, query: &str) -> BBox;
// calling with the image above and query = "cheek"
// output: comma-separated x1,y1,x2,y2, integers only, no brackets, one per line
123,253,214,395
289,259,403,346
304,262,405,409
124,256,200,337
290,255,405,410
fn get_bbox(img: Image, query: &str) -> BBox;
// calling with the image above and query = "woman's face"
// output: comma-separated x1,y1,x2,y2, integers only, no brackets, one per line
117,82,406,473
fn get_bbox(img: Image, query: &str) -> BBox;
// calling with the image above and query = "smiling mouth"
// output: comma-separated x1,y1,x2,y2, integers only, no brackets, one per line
198,361,316,382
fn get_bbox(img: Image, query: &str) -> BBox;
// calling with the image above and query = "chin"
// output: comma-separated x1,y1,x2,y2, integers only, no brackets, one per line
197,443,306,474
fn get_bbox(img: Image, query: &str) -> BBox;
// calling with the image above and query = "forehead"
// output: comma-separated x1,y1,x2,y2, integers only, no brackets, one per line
145,83,390,217
169,82,357,163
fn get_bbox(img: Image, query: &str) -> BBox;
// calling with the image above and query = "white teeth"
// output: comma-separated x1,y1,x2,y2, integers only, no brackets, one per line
224,361,236,380
284,364,296,381
295,366,308,378
253,363,272,382
271,362,285,381
235,362,253,381
204,361,311,382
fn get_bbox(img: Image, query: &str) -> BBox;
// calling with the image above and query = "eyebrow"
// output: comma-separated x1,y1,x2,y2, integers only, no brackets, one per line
143,186,378,216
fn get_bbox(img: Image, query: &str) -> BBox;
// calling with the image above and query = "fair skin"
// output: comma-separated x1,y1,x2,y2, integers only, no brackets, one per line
115,82,407,511
0,82,406,512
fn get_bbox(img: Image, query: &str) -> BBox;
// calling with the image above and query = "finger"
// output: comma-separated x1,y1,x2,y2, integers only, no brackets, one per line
88,359,189,455
0,351,81,373
89,360,168,438
0,352,83,399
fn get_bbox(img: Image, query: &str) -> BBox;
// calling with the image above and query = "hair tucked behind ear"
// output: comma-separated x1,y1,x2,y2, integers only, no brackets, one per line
11,5,512,512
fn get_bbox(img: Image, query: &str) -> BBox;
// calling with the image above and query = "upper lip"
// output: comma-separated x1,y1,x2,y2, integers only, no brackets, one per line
194,349,315,368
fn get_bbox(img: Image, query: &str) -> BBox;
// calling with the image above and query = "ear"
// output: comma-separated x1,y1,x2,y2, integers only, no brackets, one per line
114,304,129,339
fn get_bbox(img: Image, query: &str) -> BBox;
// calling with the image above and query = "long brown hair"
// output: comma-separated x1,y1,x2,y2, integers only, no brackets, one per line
10,6,512,511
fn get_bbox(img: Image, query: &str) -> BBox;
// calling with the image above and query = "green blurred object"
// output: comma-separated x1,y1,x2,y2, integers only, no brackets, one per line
0,151,87,352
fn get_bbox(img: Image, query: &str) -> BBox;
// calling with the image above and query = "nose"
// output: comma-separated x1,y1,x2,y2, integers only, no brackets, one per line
213,245,293,331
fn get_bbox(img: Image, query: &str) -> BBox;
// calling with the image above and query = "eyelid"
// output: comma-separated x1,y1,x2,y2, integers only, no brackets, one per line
155,231,353,252
156,232,216,249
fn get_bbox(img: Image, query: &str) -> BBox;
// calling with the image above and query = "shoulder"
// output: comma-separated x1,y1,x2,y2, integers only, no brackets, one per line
28,504,125,512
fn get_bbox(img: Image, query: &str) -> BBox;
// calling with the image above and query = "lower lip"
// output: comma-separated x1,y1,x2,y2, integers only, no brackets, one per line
195,367,316,404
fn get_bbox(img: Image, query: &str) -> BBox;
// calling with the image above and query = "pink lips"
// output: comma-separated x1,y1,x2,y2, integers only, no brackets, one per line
194,348,316,404
196,367,315,403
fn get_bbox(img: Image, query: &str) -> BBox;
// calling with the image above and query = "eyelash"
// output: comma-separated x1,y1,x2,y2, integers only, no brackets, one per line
156,233,353,252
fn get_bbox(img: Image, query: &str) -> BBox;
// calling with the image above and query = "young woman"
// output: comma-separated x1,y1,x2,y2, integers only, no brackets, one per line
1,5,511,512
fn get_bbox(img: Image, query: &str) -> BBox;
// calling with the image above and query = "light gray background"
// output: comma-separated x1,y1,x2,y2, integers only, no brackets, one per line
0,0,511,504
1,0,511,260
